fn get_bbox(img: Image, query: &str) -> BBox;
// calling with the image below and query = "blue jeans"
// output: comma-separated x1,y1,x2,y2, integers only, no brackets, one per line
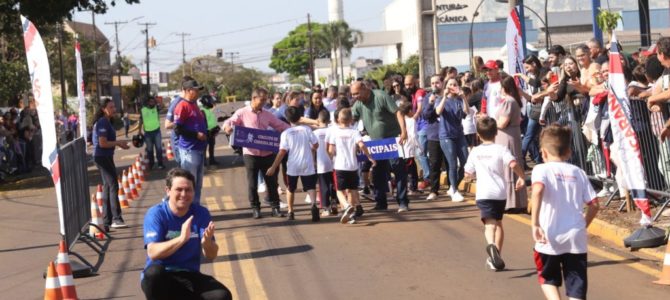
144,129,164,167
178,148,205,204
372,157,408,208
521,118,542,165
417,131,430,181
440,136,469,190
171,134,182,165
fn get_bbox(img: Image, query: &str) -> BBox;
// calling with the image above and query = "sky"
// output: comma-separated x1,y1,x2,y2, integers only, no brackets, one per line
83,0,395,74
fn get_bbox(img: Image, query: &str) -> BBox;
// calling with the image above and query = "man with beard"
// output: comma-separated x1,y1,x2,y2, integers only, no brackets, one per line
139,96,165,169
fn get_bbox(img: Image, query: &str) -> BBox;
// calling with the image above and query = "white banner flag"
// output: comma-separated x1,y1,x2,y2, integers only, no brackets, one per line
607,33,652,226
75,40,87,140
21,15,65,234
505,6,527,98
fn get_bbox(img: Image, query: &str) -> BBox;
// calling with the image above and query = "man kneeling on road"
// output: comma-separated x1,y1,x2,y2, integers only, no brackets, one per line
141,168,232,300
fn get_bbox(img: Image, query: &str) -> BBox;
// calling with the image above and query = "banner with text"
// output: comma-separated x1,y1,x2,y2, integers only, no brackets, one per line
357,137,406,162
230,126,280,152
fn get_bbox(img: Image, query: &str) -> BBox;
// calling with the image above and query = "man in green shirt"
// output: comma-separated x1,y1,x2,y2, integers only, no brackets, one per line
351,81,409,212
198,95,220,166
139,97,165,169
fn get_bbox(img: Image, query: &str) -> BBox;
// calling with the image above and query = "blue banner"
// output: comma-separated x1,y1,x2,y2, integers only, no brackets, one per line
231,126,280,152
357,137,404,162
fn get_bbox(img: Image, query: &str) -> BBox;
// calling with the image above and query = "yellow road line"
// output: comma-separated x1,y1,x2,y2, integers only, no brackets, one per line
233,231,268,300
214,176,224,187
213,232,239,300
205,196,221,212
203,176,213,188
221,195,238,211
505,214,660,277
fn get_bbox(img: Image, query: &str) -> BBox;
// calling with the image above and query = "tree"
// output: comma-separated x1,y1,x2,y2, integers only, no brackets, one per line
269,22,329,78
0,0,140,106
365,55,419,87
315,21,362,85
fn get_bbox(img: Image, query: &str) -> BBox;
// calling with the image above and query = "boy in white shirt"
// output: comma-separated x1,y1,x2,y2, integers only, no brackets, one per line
267,106,319,222
313,110,338,216
464,117,525,271
531,124,599,300
327,108,375,224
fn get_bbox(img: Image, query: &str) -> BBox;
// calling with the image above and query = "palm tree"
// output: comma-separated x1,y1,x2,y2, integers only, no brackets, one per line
315,21,363,85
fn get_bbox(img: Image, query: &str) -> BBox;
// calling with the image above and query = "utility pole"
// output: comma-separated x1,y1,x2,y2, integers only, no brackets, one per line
105,20,127,111
91,11,101,101
139,22,156,102
307,13,315,87
591,0,604,46
226,52,240,74
176,32,190,76
56,22,67,115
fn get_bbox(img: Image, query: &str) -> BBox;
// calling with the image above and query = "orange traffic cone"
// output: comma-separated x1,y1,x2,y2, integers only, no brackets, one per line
128,169,139,199
122,170,132,201
136,157,145,182
141,153,149,174
95,184,104,215
89,193,104,240
654,240,670,285
44,261,63,300
118,177,129,209
162,142,168,162
132,165,142,191
56,240,78,299
166,140,174,161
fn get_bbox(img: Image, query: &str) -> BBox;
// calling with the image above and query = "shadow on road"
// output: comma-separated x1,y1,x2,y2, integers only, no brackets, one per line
211,244,313,263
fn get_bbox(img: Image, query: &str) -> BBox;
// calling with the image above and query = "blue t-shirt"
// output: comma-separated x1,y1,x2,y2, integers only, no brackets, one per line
438,97,467,139
174,99,208,151
143,200,212,273
420,93,441,142
167,96,184,146
92,117,115,157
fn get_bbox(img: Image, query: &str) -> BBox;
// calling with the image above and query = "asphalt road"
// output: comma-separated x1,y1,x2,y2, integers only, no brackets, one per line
1,133,669,299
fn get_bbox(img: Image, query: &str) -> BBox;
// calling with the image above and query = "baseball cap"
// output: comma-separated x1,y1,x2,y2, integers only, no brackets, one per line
482,60,498,70
182,79,204,90
641,44,657,57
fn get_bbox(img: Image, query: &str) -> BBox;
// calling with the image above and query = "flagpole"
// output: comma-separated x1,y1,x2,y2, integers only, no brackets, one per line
57,22,67,117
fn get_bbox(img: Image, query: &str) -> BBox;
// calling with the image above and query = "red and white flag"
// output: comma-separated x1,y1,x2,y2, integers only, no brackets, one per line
75,40,87,139
607,33,652,225
21,15,65,233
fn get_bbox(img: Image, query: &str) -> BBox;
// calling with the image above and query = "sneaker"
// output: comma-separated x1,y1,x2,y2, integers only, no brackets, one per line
257,182,267,193
311,205,320,222
287,212,295,220
321,209,333,217
451,191,465,202
347,217,357,224
397,206,409,213
272,207,285,217
362,186,371,196
305,194,312,204
596,188,610,198
279,202,288,209
447,188,455,197
486,244,505,270
426,192,437,201
341,205,354,224
111,221,128,229
485,258,498,271
278,186,285,195
330,205,338,215
355,205,364,217
252,208,262,219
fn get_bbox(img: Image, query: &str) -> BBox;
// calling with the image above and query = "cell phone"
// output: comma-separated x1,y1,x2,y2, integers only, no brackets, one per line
550,73,558,84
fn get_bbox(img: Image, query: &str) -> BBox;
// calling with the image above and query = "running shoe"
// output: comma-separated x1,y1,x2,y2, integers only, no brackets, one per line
486,244,505,270
426,192,437,201
340,205,354,224
451,191,465,202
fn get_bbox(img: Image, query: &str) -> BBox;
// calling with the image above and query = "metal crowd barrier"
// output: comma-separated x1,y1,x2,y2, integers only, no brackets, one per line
58,137,110,277
542,97,669,220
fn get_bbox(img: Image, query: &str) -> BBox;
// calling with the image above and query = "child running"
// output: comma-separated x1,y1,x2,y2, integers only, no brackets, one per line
531,124,599,300
267,106,319,221
313,110,338,216
327,108,375,224
464,117,525,271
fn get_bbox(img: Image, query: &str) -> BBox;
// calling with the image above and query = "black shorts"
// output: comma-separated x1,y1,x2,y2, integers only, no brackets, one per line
476,200,506,221
287,174,317,193
335,170,359,191
360,159,373,172
465,134,477,147
533,251,588,299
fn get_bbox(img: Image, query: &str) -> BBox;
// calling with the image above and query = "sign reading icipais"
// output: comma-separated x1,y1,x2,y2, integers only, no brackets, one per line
435,1,477,24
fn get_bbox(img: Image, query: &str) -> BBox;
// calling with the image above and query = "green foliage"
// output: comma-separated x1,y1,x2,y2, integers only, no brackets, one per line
314,21,363,85
596,9,622,41
365,55,419,85
269,23,329,77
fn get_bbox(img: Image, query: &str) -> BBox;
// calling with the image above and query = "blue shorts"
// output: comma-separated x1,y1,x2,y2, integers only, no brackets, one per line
476,199,506,222
534,250,588,299
287,174,317,193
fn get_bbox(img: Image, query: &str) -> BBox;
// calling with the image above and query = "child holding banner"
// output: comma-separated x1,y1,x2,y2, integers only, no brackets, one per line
327,108,375,224
267,106,319,221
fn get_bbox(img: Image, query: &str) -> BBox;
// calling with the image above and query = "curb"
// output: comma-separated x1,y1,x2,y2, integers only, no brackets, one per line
458,180,665,261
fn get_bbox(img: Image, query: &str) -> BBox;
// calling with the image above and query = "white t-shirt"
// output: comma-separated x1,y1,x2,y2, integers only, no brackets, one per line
401,116,419,158
326,126,363,171
464,144,516,200
484,80,503,118
531,162,597,255
462,106,478,135
313,127,333,173
279,125,318,176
